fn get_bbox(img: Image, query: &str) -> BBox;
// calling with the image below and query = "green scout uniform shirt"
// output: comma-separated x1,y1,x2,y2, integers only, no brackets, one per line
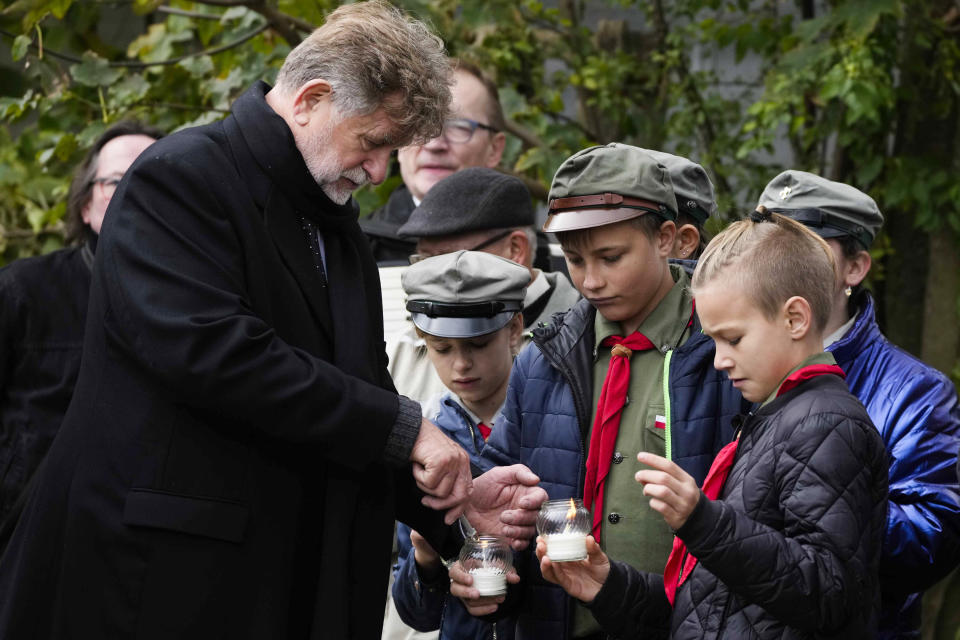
572,264,694,637
760,351,839,408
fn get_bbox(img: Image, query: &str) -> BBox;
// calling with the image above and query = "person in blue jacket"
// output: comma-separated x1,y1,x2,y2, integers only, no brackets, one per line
451,144,749,639
758,170,960,639
392,250,530,640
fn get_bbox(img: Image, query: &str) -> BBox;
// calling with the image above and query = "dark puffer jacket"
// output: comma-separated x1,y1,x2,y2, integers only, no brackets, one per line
589,374,889,639
483,290,748,638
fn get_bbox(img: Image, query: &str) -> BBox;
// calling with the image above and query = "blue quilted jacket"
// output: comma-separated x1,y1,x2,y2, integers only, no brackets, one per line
827,292,960,638
392,393,512,640
482,296,748,639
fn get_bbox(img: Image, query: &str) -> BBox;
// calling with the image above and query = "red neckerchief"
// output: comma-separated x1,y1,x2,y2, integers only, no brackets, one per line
583,333,656,542
662,362,845,605
477,422,491,441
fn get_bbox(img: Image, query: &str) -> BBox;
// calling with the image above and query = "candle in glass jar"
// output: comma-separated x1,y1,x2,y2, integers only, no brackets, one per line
544,531,588,561
470,567,507,596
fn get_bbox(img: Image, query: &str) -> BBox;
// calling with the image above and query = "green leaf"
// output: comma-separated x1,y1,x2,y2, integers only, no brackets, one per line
178,55,215,78
12,35,32,61
111,74,151,106
220,7,250,23
70,52,123,88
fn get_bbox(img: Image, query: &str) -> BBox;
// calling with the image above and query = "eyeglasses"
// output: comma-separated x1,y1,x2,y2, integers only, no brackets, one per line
90,176,122,198
441,118,499,144
409,228,514,265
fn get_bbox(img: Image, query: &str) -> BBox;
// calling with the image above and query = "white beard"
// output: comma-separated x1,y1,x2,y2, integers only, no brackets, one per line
299,117,370,205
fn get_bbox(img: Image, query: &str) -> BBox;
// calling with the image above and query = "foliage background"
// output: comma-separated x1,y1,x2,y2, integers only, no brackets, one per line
1,0,959,394
1,1,959,634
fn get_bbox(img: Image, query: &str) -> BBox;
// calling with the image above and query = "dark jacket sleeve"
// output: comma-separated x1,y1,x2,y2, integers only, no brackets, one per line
586,560,671,640
679,411,887,635
98,148,402,471
391,522,449,632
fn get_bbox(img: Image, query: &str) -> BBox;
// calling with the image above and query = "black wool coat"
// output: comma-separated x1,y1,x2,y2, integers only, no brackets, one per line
0,82,452,639
0,243,92,521
589,374,889,640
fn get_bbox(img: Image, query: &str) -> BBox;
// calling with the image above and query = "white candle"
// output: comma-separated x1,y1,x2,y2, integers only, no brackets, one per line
470,567,507,596
545,532,587,561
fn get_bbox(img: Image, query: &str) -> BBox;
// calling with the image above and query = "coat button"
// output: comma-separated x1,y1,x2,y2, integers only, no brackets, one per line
608,512,621,524
612,452,624,464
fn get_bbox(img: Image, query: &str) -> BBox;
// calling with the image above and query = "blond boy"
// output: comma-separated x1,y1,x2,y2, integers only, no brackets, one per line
537,211,888,639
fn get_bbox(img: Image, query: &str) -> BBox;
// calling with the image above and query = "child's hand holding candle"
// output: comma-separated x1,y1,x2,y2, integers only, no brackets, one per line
535,534,611,603
537,498,591,561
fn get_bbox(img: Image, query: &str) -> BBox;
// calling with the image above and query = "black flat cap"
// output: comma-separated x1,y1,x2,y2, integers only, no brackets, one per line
397,167,535,238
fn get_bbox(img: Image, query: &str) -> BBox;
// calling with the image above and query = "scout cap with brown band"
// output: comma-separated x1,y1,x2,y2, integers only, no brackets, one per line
543,143,678,233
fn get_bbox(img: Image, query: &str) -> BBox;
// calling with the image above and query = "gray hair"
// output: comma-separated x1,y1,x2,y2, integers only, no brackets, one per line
275,1,452,146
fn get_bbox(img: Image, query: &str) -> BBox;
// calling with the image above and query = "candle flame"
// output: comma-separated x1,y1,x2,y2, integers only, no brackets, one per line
566,498,577,521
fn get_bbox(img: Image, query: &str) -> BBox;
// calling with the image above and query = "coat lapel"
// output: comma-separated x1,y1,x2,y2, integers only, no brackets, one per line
263,189,334,341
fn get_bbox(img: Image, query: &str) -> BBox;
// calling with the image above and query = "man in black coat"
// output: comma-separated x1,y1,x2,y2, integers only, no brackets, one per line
0,3,544,638
0,121,161,523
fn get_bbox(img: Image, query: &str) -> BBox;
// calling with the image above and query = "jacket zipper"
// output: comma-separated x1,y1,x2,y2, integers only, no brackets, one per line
662,349,674,461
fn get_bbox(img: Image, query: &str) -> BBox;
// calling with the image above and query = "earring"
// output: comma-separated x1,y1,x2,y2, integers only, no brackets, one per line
844,286,852,297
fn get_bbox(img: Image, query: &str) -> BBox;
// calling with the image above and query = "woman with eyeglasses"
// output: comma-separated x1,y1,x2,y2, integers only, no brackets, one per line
0,121,161,530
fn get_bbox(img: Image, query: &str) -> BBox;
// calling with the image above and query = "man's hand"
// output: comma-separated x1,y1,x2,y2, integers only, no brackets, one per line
448,561,519,616
536,535,610,603
635,452,700,530
411,418,472,524
464,465,548,550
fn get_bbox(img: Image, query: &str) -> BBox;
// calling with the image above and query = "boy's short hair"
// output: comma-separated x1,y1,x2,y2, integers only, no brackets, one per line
555,214,663,252
691,211,836,332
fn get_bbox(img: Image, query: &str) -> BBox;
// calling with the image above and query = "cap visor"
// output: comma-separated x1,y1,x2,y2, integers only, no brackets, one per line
542,207,647,233
794,223,847,240
411,311,516,339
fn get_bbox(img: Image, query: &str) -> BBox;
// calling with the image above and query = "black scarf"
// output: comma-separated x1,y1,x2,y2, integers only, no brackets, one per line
230,82,380,386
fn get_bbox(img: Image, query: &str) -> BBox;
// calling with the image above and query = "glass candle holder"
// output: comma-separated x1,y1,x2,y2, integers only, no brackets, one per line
537,498,591,562
457,536,512,596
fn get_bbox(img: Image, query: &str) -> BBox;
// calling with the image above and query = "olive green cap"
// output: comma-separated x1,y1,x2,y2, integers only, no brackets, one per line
402,250,530,338
642,149,717,225
758,170,883,249
544,143,678,233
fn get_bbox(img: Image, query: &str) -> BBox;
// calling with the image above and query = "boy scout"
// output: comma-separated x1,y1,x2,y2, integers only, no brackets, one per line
453,144,748,638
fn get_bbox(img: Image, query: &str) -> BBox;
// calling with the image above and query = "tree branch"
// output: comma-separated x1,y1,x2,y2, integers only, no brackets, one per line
138,101,231,114
157,6,223,20
189,0,315,45
503,118,546,149
1,24,270,68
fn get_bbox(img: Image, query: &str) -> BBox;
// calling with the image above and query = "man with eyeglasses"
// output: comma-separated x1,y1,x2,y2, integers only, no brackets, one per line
0,121,161,525
361,60,507,264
